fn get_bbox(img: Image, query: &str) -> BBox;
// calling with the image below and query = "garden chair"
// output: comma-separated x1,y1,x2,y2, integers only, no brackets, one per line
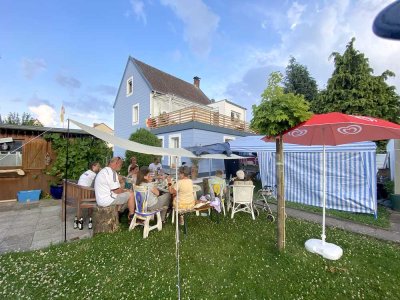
231,184,255,220
129,185,162,238
209,182,226,216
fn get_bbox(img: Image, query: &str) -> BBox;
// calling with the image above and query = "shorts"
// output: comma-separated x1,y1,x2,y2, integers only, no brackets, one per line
110,191,130,205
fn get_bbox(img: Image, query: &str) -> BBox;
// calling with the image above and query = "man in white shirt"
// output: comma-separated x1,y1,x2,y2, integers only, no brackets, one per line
95,157,135,219
149,157,163,175
78,161,101,187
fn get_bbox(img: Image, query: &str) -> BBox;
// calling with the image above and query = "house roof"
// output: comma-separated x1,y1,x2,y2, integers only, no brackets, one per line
0,124,91,137
210,99,247,111
131,57,211,105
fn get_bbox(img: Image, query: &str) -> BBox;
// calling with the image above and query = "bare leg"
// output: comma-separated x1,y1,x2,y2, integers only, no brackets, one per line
127,190,135,215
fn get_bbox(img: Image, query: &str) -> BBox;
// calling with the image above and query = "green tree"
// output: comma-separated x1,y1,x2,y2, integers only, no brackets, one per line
45,133,112,184
251,71,312,251
283,56,318,104
313,38,400,123
124,128,162,173
1,112,43,126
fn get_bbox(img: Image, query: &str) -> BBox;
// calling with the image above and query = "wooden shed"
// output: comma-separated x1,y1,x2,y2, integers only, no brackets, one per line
0,124,92,202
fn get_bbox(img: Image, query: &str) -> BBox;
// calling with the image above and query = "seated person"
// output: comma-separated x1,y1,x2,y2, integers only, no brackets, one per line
126,164,139,188
167,166,196,210
208,169,227,196
136,166,171,222
127,156,137,173
94,157,135,221
78,161,101,187
230,170,253,185
149,157,163,176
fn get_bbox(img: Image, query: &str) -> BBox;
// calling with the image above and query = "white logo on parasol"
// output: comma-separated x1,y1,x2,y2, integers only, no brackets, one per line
289,129,308,137
337,125,362,135
352,116,377,122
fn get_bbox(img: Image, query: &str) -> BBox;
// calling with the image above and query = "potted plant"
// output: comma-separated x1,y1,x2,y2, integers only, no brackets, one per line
190,158,200,180
49,180,63,199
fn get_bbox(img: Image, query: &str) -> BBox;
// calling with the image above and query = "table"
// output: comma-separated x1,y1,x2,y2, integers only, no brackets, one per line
177,205,219,235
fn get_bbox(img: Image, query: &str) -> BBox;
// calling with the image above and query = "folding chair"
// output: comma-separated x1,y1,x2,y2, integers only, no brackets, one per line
129,185,162,238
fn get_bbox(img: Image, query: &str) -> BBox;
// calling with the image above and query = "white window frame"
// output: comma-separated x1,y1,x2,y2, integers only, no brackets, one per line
168,133,181,166
126,76,133,96
132,103,139,125
157,135,165,162
223,136,236,143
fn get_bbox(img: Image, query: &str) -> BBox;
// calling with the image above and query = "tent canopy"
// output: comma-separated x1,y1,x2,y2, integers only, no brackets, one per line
229,135,376,153
229,135,377,215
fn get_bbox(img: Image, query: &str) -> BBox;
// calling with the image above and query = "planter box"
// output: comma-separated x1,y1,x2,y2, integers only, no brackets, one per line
17,190,41,203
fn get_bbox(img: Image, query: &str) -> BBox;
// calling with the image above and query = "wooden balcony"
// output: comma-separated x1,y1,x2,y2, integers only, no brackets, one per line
147,106,256,133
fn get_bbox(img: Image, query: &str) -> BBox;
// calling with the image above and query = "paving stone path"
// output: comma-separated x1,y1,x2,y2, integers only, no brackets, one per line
0,200,91,254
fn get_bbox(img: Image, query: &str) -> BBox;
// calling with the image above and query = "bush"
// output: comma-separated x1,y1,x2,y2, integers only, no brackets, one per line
44,133,112,183
124,128,162,173
384,180,395,196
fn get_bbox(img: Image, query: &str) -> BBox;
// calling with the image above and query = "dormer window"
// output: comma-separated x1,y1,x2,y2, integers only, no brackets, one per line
126,76,133,96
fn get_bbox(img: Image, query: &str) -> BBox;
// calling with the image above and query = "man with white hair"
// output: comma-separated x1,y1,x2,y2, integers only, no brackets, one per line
95,157,135,219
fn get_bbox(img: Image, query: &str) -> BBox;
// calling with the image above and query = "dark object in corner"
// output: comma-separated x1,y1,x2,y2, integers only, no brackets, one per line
373,1,400,40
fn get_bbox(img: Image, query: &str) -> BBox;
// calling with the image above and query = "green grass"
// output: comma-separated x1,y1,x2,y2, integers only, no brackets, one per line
253,181,391,228
1,212,399,299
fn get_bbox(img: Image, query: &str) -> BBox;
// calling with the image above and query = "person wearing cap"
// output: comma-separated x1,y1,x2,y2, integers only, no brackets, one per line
95,157,135,218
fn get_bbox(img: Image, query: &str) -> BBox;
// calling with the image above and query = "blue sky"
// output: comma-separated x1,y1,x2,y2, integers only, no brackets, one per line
1,0,399,128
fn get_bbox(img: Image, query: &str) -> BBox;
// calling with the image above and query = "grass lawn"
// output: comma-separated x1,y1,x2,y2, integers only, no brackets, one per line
253,181,391,229
1,212,399,299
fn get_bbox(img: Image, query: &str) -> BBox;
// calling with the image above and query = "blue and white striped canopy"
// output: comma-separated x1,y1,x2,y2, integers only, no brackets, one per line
230,136,377,215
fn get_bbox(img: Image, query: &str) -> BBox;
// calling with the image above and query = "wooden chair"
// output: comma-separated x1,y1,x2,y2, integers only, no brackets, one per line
129,185,162,238
62,179,96,221
230,184,255,220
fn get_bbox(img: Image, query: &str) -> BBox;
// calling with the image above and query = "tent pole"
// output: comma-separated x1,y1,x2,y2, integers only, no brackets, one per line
174,156,181,300
64,119,70,242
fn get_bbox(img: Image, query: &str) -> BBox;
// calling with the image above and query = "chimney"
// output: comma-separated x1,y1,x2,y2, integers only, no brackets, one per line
193,76,200,88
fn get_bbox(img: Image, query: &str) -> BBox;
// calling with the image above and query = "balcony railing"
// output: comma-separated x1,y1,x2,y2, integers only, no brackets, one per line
148,106,256,133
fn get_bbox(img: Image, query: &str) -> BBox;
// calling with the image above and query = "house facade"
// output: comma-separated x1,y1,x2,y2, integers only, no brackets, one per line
113,57,255,175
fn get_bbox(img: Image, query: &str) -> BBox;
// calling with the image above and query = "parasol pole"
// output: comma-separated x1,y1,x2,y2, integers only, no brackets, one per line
321,132,326,244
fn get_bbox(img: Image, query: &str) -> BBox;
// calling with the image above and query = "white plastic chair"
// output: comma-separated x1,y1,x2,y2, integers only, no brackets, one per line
231,184,255,220
129,185,162,238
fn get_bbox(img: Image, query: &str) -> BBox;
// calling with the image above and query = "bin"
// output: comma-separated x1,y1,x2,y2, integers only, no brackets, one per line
17,190,41,203
390,194,400,211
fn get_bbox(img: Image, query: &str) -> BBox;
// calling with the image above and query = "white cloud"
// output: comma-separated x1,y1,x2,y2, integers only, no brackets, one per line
287,1,307,30
215,0,400,118
21,58,47,79
29,104,59,127
160,0,219,57
128,0,147,24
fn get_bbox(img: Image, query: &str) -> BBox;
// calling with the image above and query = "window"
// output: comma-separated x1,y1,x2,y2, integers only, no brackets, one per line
132,104,139,125
126,77,133,96
168,134,181,166
157,135,165,162
231,111,241,121
0,140,23,167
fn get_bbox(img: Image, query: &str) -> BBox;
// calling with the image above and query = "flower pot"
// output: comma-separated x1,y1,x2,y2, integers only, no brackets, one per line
50,185,63,200
191,166,198,180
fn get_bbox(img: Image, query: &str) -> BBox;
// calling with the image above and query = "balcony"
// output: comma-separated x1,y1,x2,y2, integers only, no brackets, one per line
147,106,256,133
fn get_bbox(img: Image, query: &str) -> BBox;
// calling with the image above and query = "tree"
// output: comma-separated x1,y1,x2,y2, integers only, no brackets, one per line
312,38,400,123
1,112,43,126
251,72,312,251
124,128,162,173
283,56,318,104
45,133,112,184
